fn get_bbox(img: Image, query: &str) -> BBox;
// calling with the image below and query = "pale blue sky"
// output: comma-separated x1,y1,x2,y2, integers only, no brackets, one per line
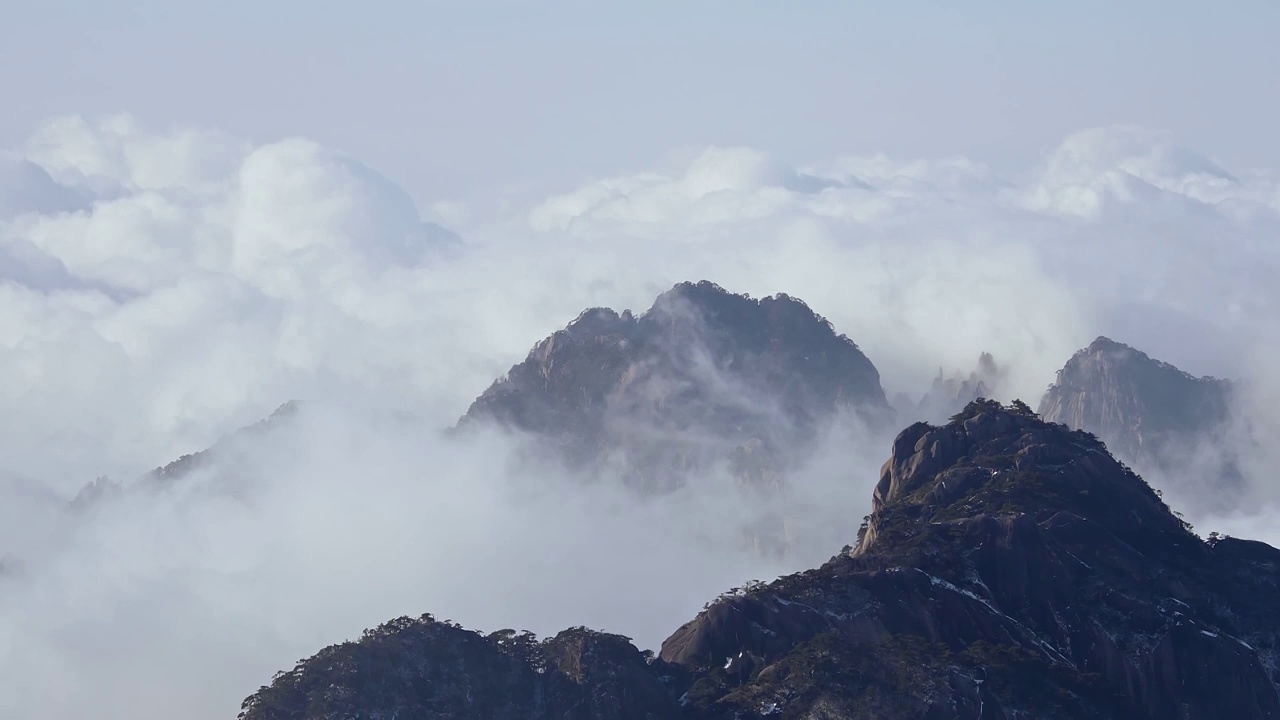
4,1,1278,201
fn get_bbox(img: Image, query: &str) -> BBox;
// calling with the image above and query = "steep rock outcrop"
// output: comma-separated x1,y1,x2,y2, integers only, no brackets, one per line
665,400,1279,718
239,401,1280,719
1037,337,1240,503
459,281,891,492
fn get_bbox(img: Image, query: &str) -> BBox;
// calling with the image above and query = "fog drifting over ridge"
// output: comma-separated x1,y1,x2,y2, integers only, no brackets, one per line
1,114,1279,720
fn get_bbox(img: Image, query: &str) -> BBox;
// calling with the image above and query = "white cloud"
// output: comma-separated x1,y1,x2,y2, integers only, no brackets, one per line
1020,125,1280,219
0,115,477,487
0,115,1278,720
24,114,248,194
0,153,91,221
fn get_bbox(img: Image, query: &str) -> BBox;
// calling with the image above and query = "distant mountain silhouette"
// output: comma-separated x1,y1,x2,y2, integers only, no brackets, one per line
459,280,892,493
915,351,1007,422
69,400,300,510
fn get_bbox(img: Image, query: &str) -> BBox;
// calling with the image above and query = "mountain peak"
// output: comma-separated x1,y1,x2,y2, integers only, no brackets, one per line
1037,337,1237,502
1067,336,1224,386
656,401,1279,718
643,280,867,357
651,278,737,305
853,398,1192,561
1085,335,1130,352
459,281,890,492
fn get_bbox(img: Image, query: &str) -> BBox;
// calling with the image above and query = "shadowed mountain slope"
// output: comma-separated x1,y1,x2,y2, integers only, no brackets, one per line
460,280,892,492
238,400,1280,719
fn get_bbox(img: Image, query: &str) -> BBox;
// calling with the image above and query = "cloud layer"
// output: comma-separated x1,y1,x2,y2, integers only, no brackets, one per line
1,114,1278,720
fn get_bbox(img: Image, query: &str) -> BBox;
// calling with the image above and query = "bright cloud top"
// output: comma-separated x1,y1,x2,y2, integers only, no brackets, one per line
0,113,1278,720
0,113,1276,486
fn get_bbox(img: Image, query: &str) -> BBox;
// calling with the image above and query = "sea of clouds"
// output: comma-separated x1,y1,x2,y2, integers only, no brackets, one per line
0,114,1277,719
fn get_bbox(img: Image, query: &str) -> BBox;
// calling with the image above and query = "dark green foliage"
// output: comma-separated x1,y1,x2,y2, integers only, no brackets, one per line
1008,398,1038,417
959,641,1130,714
708,633,958,718
949,396,1004,424
238,616,681,720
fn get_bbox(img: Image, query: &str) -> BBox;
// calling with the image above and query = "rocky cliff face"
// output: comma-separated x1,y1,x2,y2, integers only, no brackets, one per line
238,401,1280,719
459,281,891,492
1037,336,1241,504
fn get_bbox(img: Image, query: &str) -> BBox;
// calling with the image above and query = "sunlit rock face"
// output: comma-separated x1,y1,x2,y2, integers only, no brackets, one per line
1038,336,1243,508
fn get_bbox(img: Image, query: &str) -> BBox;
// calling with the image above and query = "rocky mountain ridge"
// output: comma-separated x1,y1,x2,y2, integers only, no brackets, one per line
22,283,1274,718
1037,336,1242,505
1037,337,1233,459
459,280,892,492
87,300,1243,514
237,400,1280,719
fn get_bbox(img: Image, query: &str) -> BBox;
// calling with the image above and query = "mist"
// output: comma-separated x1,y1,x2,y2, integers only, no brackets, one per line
0,111,1278,720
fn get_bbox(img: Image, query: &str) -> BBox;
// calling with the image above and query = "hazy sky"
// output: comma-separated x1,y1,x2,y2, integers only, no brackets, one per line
2,5,1280,719
5,2,1279,202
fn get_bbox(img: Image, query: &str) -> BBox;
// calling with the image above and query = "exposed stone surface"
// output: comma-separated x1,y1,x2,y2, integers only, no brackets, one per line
238,401,1280,719
459,280,891,492
1037,337,1240,502
664,401,1280,718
